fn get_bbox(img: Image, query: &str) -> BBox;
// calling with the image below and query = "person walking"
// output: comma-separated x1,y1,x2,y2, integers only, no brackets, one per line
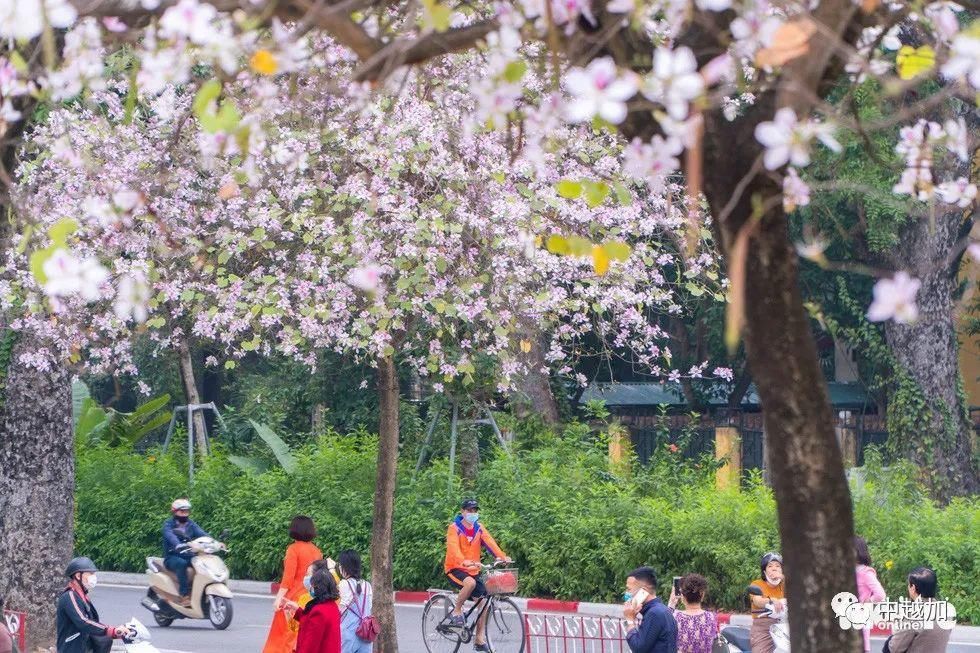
623,566,678,653
263,516,323,653
55,557,129,653
337,550,374,653
667,574,718,653
854,537,886,653
294,564,342,653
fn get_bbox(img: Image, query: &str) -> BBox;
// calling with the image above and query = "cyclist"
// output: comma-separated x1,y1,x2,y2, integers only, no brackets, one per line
444,499,512,652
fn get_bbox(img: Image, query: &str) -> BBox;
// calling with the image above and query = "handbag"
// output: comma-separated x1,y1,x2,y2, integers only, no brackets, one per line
349,581,380,643
711,633,730,653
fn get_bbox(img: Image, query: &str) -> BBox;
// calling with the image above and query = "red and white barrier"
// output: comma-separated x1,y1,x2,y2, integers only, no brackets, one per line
3,609,27,651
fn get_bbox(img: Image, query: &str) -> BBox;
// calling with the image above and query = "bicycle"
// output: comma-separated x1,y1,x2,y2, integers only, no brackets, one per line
422,562,526,653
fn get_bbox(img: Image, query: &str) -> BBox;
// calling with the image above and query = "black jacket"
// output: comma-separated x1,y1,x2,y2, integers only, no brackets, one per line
55,582,114,653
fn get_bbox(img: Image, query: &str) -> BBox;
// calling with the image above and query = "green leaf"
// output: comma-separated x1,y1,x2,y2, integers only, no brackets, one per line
556,180,583,199
249,419,298,473
224,360,237,370
582,181,610,208
9,50,28,73
546,235,570,255
30,245,56,285
503,60,528,84
48,218,79,245
566,235,593,257
192,80,222,117
226,454,271,475
421,0,452,31
146,316,166,329
72,380,91,428
612,182,632,206
603,240,632,262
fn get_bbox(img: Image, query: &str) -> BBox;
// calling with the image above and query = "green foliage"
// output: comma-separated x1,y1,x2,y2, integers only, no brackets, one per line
76,426,980,622
0,328,18,409
75,393,173,449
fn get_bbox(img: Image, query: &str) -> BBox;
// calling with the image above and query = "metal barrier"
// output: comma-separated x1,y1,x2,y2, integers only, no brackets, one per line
524,613,629,652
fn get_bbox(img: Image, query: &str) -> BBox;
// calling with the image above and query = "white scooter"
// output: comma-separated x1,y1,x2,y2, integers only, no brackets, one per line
120,618,161,653
141,534,234,630
718,586,790,653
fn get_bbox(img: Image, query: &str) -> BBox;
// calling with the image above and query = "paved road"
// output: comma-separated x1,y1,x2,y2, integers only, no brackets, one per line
94,584,979,652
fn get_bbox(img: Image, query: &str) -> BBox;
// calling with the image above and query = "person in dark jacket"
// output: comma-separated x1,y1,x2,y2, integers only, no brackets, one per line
56,557,128,653
163,498,209,606
623,566,678,653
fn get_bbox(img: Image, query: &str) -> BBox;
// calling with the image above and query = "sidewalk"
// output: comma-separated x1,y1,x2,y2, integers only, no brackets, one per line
103,572,980,643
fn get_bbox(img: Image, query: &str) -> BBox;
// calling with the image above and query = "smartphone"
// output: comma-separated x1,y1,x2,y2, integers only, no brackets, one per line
632,588,650,607
673,576,682,594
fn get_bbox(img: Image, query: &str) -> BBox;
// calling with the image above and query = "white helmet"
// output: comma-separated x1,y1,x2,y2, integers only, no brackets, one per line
171,498,192,512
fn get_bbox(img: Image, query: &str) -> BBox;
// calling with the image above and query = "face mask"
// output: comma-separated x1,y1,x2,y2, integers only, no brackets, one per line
83,574,98,589
303,576,313,595
464,513,479,525
623,592,633,602
765,573,782,586
175,515,189,524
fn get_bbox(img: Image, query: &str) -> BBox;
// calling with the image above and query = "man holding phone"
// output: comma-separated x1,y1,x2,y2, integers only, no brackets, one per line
623,566,678,653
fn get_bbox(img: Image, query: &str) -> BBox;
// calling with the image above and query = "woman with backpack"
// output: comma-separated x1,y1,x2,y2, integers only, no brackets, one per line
337,550,377,652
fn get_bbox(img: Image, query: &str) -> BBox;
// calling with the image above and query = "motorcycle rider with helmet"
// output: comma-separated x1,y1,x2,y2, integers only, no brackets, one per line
163,498,211,607
56,557,130,653
749,552,786,653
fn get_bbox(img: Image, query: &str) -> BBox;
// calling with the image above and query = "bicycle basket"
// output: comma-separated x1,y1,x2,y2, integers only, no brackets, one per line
484,568,519,595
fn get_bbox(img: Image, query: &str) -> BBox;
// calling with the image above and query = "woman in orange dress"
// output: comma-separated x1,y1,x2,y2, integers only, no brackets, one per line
262,516,323,653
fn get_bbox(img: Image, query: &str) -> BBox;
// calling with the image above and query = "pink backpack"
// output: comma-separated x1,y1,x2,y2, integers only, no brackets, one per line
348,581,379,643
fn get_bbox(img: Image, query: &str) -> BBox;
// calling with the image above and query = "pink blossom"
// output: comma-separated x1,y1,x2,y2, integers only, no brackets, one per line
563,57,638,124
867,272,921,324
641,46,705,120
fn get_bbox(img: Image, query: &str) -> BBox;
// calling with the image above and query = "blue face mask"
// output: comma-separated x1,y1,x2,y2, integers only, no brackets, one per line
303,576,313,596
623,592,633,602
464,512,479,524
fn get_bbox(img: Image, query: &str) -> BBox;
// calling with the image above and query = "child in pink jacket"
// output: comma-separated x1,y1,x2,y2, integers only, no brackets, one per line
855,537,886,652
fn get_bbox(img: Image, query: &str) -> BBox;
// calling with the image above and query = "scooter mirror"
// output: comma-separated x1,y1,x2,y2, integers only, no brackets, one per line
746,585,764,596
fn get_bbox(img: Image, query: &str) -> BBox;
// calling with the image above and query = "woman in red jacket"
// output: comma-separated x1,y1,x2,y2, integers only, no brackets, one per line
293,562,342,653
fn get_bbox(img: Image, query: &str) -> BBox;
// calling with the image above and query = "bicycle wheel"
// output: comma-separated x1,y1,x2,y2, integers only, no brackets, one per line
486,597,526,652
422,593,462,653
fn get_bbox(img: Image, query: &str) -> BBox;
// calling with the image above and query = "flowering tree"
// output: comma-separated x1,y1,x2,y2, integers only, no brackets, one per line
6,46,726,647
1,0,978,650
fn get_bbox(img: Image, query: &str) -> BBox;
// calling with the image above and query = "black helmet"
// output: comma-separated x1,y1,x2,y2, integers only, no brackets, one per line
760,552,783,576
65,557,98,577
461,499,479,510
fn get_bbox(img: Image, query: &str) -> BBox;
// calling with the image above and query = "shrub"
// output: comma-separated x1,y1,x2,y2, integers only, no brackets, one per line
75,426,979,622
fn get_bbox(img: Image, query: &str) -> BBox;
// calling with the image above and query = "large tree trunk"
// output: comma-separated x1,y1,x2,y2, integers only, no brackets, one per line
176,339,209,456
881,205,979,500
0,330,75,651
370,354,399,652
510,322,560,425
700,95,861,652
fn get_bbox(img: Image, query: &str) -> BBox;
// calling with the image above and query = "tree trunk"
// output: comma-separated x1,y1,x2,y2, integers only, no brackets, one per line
510,323,560,425
459,420,480,485
177,339,209,457
881,205,979,500
0,330,75,651
370,354,399,653
698,94,861,652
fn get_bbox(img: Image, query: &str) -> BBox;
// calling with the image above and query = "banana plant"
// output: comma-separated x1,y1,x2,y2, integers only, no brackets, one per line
226,419,298,475
74,382,173,449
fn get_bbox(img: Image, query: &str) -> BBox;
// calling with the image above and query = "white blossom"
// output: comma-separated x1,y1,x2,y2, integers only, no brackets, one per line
563,57,638,124
867,272,921,324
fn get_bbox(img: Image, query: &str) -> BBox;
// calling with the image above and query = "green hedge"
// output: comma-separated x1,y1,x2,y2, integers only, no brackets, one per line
75,431,979,622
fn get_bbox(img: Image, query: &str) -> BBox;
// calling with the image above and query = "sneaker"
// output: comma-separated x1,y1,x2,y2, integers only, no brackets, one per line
474,644,491,652
448,614,465,628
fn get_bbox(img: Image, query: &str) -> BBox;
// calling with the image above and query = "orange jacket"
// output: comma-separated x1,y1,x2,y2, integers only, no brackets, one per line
444,516,506,576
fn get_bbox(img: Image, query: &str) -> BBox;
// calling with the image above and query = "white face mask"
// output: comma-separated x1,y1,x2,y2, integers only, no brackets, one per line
83,573,99,589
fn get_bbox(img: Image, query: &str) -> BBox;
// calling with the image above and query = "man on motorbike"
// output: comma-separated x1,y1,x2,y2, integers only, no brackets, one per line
163,498,210,607
749,552,786,653
443,499,512,653
56,557,130,653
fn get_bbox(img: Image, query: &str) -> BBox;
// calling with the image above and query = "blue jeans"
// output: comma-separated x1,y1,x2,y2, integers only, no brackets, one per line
164,554,192,596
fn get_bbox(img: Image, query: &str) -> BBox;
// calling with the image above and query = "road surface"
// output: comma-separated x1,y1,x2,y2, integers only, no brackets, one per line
93,584,979,652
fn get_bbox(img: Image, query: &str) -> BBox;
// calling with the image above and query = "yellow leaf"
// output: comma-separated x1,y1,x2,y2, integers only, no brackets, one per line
896,45,935,80
249,50,278,75
519,339,532,353
602,240,631,262
592,245,610,276
422,0,452,32
755,18,816,68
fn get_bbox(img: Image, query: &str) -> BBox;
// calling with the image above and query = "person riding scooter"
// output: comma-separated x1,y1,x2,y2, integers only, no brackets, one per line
163,498,210,607
56,557,129,653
